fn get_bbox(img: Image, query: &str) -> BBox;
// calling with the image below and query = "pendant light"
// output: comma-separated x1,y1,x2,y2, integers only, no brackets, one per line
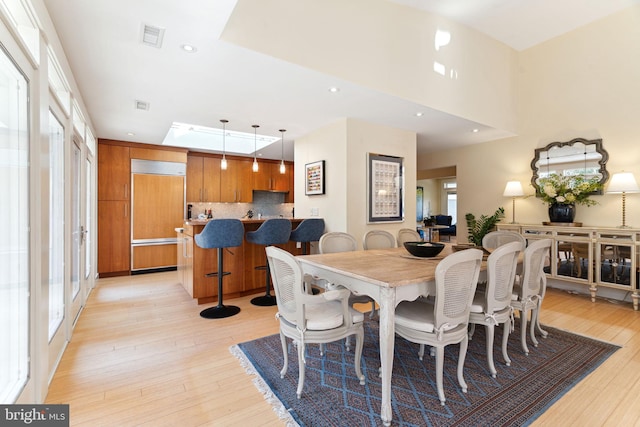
220,119,228,170
252,124,259,172
279,129,286,174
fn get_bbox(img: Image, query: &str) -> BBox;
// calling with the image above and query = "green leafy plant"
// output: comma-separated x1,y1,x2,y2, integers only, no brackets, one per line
538,173,601,206
465,207,505,246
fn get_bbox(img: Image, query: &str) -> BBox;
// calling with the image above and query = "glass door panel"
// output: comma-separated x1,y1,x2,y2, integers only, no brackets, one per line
48,111,65,339
0,45,30,403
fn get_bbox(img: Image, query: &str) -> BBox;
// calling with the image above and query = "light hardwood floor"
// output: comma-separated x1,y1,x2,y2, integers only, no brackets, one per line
46,271,640,426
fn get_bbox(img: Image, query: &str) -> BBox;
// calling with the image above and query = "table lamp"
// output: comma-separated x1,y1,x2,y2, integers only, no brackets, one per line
606,172,640,228
503,181,525,224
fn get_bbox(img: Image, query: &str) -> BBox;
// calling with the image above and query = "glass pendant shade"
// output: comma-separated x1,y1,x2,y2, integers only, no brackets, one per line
252,124,259,172
279,129,286,174
220,119,228,170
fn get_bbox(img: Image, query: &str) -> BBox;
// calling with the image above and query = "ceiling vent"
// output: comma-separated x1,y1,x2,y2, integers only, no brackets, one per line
141,24,165,48
134,100,150,111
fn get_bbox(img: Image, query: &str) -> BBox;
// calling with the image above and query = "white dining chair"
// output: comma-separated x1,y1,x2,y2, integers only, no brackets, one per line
468,241,522,378
362,230,396,250
319,232,377,317
266,246,365,399
510,238,552,355
482,230,526,251
397,228,422,246
394,248,483,405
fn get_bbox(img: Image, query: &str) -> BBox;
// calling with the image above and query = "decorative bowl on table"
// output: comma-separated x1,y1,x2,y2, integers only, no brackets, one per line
403,241,445,258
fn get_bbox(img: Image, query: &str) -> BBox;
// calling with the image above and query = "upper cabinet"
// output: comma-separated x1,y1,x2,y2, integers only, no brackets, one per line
220,158,253,203
186,155,294,203
98,144,130,201
187,155,221,202
253,161,291,192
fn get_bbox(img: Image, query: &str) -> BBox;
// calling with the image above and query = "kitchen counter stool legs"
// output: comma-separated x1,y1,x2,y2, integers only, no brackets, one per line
246,218,292,306
194,219,244,318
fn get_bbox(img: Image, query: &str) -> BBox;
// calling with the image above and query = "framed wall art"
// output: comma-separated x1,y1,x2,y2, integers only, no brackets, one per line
305,160,325,195
367,153,404,223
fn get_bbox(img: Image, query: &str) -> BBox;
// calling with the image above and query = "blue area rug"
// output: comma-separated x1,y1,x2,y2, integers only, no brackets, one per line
231,317,619,426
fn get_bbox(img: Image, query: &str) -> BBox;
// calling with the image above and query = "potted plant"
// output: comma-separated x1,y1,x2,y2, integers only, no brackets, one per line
465,207,505,246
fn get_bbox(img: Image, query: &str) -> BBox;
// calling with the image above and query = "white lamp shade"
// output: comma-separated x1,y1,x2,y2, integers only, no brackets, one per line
503,181,525,197
607,172,640,193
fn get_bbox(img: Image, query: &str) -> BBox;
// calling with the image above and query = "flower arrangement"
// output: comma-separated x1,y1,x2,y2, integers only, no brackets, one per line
538,173,602,206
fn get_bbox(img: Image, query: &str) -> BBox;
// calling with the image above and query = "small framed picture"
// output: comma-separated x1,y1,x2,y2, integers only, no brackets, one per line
305,160,325,195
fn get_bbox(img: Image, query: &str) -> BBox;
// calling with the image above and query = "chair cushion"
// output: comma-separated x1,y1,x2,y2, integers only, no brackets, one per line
394,300,436,333
305,300,364,330
470,293,487,313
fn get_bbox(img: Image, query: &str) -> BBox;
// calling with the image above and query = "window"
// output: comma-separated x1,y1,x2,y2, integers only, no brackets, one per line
0,45,30,403
48,110,64,340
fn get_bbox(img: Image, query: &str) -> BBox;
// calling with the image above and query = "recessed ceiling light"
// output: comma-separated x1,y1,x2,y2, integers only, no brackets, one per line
181,44,197,53
472,128,479,133
415,112,423,117
328,87,340,93
127,132,135,136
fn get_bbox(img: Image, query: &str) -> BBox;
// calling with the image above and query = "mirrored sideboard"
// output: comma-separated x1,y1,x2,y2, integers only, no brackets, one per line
497,224,640,310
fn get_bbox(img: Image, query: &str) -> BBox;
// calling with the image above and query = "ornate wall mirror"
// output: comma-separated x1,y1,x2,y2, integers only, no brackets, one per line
531,137,609,196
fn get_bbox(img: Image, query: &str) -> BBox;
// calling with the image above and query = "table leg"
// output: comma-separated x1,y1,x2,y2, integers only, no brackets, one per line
378,287,395,426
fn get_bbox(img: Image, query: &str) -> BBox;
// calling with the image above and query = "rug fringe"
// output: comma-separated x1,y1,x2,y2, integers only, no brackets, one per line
230,345,300,427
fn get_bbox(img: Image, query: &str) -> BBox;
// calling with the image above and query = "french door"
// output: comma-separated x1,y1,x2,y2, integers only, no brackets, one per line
69,139,92,324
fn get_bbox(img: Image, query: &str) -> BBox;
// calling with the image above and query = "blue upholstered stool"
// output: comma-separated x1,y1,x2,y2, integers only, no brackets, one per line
194,219,244,318
290,218,325,255
246,218,292,306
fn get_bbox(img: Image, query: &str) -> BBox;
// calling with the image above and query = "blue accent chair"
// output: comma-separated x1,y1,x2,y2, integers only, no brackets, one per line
435,215,457,241
194,219,245,318
246,218,292,306
289,218,325,255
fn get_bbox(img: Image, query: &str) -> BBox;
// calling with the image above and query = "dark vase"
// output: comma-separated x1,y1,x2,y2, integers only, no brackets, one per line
548,203,576,223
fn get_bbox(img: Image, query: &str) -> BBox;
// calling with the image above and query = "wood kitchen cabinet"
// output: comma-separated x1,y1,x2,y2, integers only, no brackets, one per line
220,158,253,202
98,142,131,276
98,200,130,275
186,154,220,202
253,161,291,192
98,144,130,201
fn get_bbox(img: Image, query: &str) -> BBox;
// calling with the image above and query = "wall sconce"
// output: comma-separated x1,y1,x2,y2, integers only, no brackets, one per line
606,171,639,228
252,124,259,172
220,119,228,170
279,129,286,174
503,181,525,224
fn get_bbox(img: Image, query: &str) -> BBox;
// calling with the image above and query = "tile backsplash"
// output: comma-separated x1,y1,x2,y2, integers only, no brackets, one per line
188,191,295,219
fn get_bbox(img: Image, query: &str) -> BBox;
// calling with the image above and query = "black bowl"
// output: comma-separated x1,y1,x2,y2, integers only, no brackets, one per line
403,241,445,258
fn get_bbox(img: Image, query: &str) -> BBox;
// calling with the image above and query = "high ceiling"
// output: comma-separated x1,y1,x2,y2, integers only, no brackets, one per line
42,0,638,161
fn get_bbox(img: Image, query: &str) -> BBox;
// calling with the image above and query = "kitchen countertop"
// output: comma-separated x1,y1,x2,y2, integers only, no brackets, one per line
184,217,301,226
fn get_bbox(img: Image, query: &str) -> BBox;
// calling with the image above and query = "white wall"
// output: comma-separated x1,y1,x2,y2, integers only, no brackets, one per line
295,118,416,249
418,6,640,239
295,119,349,232
223,0,518,133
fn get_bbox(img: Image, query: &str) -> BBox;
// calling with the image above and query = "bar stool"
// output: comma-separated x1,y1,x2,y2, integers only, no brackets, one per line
246,218,292,306
194,219,244,319
289,218,325,255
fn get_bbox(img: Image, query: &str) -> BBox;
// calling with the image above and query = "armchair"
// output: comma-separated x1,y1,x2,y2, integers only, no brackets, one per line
435,215,456,241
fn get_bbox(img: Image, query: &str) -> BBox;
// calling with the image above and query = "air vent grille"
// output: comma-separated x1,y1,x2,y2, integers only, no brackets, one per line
141,24,165,48
135,100,150,111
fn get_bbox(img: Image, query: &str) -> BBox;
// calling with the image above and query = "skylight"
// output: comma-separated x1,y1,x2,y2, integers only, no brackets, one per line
162,122,280,154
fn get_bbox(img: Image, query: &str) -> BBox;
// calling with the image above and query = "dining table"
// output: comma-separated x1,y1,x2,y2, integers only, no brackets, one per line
296,243,483,426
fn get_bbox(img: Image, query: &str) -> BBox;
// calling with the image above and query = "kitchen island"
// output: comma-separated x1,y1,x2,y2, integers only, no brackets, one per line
176,218,305,304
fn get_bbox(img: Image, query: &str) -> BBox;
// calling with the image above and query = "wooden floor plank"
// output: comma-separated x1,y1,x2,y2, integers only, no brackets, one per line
46,271,640,426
